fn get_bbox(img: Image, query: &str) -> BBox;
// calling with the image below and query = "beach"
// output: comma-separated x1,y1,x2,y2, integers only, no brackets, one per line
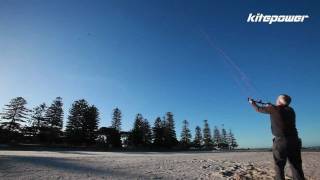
0,150,318,179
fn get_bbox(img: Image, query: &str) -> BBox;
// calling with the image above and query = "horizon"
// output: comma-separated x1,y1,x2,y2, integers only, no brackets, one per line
1,0,319,148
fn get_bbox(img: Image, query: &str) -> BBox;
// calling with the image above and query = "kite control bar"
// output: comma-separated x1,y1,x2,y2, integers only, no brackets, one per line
248,98,270,105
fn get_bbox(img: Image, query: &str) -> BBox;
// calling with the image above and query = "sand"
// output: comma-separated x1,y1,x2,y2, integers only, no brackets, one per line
0,150,319,180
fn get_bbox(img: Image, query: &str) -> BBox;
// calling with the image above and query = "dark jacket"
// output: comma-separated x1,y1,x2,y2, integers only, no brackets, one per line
252,103,298,137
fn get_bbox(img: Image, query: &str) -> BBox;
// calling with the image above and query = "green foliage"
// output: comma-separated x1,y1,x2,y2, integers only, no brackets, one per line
180,119,192,147
193,126,202,148
41,97,64,143
0,97,29,132
29,103,47,136
163,112,178,148
142,118,152,146
152,117,164,147
219,126,229,149
227,129,238,149
213,126,221,147
66,99,99,145
129,113,144,147
203,120,213,149
0,96,239,149
45,97,63,130
128,114,152,148
111,107,122,132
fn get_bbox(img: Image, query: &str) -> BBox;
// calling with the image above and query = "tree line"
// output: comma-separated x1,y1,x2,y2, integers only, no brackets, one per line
0,97,238,150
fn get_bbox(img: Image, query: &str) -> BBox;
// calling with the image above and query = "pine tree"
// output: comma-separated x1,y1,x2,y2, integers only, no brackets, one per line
221,126,227,141
45,97,63,130
164,112,177,148
66,99,89,144
1,97,29,132
84,105,99,144
220,125,228,149
152,117,164,147
227,129,238,150
203,120,212,149
180,119,192,147
111,107,122,132
129,114,153,148
213,126,221,148
29,103,47,135
129,113,144,147
193,126,202,148
142,118,152,146
66,99,99,144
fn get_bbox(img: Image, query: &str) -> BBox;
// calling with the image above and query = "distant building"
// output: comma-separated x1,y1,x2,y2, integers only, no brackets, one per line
96,127,130,148
120,131,130,148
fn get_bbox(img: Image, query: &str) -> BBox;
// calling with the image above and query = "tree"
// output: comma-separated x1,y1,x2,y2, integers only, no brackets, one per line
66,99,99,145
0,97,29,132
203,120,213,149
39,97,64,143
152,117,164,147
29,103,47,136
213,126,221,148
45,97,63,130
142,118,152,146
180,120,192,147
128,113,145,147
220,125,229,149
84,105,99,144
163,112,177,148
111,107,122,132
128,114,152,148
227,129,238,150
193,126,202,148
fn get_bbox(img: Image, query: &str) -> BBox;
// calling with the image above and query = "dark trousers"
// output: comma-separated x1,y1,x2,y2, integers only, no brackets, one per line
272,136,305,180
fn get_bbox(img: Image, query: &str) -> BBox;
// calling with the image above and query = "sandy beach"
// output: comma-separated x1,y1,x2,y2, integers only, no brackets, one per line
0,150,318,180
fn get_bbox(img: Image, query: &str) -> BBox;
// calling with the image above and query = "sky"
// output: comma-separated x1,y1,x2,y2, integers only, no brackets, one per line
0,0,319,148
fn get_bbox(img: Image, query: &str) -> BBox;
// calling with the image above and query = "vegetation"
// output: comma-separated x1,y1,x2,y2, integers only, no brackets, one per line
152,117,165,147
1,97,29,132
163,112,178,148
65,99,99,145
128,114,152,148
0,96,238,150
111,107,122,132
180,120,192,148
0,97,29,143
203,120,213,149
193,126,202,148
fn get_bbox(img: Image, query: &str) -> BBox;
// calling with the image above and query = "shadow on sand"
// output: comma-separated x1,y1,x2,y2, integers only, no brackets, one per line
0,155,152,179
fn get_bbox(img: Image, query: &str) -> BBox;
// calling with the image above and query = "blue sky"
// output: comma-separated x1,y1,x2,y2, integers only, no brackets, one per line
0,0,319,148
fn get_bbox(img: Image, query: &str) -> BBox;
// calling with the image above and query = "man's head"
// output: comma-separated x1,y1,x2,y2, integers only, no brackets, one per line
276,94,291,106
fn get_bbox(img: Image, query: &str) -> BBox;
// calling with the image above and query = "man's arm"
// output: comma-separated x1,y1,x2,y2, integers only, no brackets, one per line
248,99,274,114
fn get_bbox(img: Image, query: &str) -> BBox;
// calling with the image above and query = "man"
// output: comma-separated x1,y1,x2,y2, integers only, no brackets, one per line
248,95,305,180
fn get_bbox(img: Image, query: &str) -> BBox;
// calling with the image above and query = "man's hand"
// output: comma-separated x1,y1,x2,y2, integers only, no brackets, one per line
248,98,254,104
248,98,273,114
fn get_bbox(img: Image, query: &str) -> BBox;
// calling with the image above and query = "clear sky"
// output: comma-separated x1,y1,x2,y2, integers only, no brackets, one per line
1,0,319,148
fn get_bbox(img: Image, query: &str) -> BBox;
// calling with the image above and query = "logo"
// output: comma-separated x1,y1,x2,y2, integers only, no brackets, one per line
247,13,309,24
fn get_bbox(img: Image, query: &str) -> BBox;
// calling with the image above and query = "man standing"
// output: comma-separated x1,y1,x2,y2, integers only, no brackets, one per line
248,95,305,180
